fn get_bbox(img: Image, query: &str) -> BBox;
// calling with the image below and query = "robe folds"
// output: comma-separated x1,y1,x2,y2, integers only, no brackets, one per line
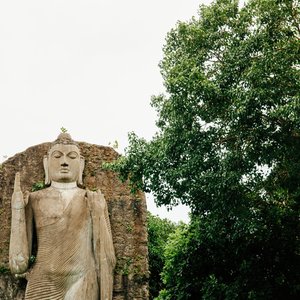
24,187,115,300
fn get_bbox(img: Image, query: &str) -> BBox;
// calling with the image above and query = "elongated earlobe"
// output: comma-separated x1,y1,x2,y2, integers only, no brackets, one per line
43,155,50,185
78,156,85,185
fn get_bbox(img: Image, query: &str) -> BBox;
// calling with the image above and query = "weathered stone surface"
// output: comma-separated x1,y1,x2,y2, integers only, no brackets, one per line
0,274,26,300
0,142,149,299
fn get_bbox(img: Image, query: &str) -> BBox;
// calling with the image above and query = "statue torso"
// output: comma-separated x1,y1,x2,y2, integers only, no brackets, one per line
26,187,96,297
30,187,87,229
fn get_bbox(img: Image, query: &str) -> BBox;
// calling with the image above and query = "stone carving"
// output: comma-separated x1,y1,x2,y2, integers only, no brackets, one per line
9,133,116,299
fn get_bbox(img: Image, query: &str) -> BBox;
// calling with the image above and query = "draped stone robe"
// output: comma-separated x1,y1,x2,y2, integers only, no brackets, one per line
24,186,115,300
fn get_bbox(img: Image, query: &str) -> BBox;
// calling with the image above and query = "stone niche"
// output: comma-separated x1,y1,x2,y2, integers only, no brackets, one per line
0,141,149,300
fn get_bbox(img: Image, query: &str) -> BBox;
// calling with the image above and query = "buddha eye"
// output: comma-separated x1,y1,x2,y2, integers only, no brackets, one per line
68,152,78,159
52,151,62,158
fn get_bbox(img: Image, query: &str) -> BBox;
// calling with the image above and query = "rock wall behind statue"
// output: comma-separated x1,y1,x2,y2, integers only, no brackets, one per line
0,142,149,300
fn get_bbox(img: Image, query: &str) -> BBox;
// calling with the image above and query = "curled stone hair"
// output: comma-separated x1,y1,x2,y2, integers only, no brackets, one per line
51,133,79,148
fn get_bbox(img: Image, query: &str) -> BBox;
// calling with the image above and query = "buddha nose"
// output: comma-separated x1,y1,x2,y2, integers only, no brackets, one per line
61,162,68,167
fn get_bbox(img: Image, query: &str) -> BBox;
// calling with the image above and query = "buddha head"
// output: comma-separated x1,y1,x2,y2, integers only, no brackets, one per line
43,133,85,185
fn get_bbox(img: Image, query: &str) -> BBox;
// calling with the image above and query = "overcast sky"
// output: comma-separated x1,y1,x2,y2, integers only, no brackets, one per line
0,0,212,222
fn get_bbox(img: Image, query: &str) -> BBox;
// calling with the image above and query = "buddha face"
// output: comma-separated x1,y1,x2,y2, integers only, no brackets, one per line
47,144,81,183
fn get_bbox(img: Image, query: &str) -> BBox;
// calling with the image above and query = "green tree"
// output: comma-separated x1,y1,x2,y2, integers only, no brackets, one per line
147,212,177,299
114,0,300,298
155,223,192,300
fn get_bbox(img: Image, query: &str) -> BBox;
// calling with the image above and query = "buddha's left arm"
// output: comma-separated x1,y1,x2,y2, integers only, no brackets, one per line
87,190,116,299
87,190,116,269
102,195,116,268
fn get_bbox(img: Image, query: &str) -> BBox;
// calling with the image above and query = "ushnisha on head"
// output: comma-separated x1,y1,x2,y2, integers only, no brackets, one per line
43,133,85,185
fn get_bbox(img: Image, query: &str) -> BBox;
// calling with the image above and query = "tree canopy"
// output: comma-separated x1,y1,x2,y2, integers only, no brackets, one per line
113,0,300,298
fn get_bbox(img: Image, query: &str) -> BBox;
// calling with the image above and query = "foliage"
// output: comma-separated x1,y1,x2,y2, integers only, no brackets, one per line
31,181,46,192
109,140,119,149
113,0,300,298
156,223,192,300
0,265,10,274
158,211,300,299
60,127,68,133
147,212,177,299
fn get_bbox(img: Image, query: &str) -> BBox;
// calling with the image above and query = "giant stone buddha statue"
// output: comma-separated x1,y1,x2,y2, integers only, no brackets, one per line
9,133,116,299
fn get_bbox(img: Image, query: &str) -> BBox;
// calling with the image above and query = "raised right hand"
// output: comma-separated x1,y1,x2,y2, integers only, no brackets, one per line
11,172,29,209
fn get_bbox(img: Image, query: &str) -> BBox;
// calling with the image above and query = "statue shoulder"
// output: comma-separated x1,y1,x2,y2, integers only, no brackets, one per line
77,187,87,196
29,186,52,199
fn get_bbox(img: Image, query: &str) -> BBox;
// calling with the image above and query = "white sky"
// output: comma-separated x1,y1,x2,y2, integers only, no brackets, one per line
0,0,211,222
